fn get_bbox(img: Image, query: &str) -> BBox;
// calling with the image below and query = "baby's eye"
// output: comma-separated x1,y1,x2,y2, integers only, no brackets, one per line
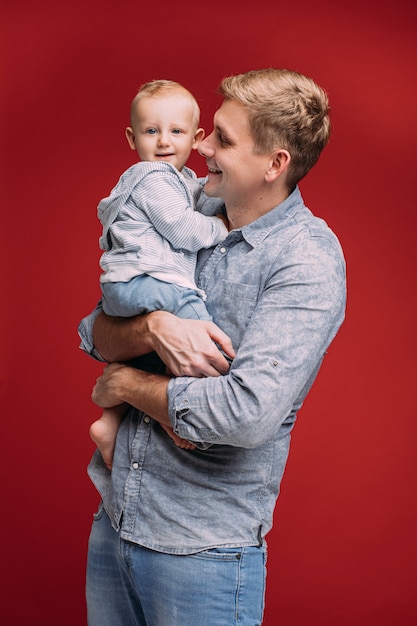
171,129,182,135
146,128,157,135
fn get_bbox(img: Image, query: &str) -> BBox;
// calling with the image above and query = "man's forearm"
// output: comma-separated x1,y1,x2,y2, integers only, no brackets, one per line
121,368,171,427
92,309,234,377
93,311,155,362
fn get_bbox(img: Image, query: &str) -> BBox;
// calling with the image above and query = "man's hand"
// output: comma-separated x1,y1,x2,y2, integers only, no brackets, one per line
93,311,235,378
91,363,131,408
147,312,235,377
91,362,171,427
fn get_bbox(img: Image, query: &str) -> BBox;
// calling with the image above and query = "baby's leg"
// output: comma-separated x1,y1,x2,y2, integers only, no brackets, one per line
90,404,126,470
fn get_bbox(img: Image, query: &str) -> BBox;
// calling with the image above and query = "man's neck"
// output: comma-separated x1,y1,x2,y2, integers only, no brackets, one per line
226,187,290,230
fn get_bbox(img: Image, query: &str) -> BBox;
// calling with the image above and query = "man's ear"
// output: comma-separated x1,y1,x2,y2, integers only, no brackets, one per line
192,127,205,149
265,149,291,183
125,127,136,151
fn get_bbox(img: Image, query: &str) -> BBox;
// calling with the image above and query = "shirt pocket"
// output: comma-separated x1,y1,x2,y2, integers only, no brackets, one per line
209,279,259,347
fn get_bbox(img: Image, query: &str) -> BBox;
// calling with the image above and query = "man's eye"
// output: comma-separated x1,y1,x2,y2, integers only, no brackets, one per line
217,131,230,146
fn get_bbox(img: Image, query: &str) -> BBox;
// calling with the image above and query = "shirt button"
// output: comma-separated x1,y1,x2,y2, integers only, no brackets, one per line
132,462,139,470
219,247,227,254
143,415,151,424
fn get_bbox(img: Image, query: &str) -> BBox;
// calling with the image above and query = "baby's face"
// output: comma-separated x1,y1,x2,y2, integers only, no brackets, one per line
129,94,202,172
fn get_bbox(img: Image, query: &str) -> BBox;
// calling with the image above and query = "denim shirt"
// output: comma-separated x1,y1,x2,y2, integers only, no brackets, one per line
79,186,346,554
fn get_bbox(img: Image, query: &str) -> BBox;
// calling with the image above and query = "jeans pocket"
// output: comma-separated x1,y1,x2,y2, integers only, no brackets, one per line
194,546,243,561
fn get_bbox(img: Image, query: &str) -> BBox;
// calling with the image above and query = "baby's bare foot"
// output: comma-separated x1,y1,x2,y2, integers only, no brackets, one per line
90,411,121,470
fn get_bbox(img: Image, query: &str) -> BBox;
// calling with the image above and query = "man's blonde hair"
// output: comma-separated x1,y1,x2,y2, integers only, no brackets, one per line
130,79,201,129
219,68,331,189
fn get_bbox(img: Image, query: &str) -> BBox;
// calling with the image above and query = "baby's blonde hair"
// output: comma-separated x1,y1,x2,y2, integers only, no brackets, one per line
130,79,201,129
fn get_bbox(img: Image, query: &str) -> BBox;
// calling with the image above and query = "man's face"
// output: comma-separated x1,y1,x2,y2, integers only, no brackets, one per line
128,94,201,172
199,99,270,210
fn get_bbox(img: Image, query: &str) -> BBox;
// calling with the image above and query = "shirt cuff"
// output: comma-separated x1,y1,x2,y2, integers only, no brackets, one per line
77,301,107,362
168,377,217,450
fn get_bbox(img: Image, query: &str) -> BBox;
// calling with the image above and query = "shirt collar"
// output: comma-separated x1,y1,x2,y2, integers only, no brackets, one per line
229,186,304,248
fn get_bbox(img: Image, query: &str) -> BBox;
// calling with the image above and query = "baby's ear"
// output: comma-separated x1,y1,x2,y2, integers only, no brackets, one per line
192,127,205,149
125,127,136,151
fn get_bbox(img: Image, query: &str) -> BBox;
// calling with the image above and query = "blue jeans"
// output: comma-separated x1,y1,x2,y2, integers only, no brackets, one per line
101,274,211,320
86,506,267,626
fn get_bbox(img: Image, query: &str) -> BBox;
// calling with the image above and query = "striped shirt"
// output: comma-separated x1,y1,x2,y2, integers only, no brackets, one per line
98,161,228,291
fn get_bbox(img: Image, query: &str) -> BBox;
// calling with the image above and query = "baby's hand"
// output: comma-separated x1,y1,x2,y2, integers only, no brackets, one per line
160,424,196,450
215,213,230,230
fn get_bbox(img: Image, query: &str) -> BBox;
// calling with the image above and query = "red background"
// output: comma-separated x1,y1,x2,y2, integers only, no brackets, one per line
2,1,417,624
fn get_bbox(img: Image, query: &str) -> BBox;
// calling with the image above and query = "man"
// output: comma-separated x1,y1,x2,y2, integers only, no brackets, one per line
79,68,346,625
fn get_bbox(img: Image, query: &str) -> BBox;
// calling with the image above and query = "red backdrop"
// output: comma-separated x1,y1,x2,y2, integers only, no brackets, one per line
2,1,417,624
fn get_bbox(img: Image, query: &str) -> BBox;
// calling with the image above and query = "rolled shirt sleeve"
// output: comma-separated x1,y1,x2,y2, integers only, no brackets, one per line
78,301,106,362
